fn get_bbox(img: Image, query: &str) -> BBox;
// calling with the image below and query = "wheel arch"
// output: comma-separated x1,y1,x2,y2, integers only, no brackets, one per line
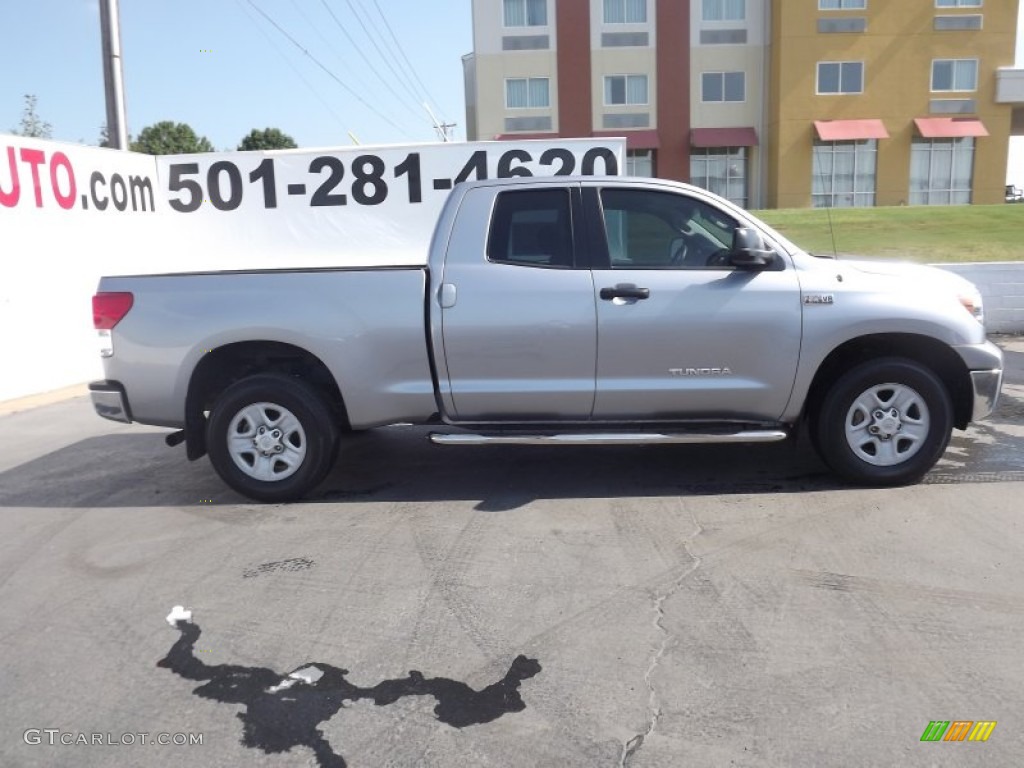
184,341,349,461
803,333,973,432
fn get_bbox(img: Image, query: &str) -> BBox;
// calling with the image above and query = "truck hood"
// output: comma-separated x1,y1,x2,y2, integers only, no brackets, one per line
837,257,984,326
839,258,978,295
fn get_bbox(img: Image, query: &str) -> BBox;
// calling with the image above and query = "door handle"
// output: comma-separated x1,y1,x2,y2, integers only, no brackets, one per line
439,283,457,309
600,286,650,301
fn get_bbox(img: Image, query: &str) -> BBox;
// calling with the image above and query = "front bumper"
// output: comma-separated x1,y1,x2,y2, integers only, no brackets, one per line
89,380,132,424
952,341,1004,422
969,369,1003,422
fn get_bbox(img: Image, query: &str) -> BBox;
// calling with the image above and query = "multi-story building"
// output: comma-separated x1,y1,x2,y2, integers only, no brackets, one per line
463,0,1023,209
769,0,1020,208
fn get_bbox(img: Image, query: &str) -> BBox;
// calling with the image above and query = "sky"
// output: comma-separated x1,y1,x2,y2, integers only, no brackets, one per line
1,1,1022,182
0,0,473,149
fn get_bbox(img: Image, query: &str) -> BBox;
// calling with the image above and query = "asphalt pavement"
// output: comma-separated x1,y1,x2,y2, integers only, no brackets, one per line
0,338,1022,767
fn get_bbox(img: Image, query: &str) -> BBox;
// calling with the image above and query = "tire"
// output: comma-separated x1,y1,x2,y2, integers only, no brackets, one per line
813,358,953,486
206,374,339,502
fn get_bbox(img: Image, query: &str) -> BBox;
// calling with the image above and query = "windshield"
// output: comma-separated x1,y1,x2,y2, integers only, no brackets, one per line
693,189,805,257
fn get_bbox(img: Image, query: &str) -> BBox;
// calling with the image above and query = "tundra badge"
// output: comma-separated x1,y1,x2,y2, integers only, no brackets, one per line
670,367,733,377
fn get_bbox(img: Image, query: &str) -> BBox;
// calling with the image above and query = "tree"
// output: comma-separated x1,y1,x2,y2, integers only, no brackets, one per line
130,121,214,155
11,94,52,138
237,127,298,151
99,123,136,150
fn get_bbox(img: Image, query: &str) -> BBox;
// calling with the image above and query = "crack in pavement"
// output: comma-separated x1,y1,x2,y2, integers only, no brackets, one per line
620,508,704,767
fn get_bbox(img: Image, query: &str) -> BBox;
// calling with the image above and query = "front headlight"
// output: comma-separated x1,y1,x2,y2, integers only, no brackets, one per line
958,288,984,326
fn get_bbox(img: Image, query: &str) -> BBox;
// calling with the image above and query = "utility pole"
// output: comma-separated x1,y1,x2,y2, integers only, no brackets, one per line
423,102,457,143
436,122,458,143
99,0,129,149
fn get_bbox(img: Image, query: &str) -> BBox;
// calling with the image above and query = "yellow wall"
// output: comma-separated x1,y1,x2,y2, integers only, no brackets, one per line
768,0,1019,209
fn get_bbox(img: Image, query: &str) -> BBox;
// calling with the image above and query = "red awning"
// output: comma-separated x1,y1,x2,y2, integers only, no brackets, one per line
913,117,989,138
690,127,759,147
591,130,661,150
813,119,889,141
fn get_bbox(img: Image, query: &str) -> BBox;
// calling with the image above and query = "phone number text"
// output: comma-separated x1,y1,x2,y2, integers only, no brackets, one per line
166,147,619,213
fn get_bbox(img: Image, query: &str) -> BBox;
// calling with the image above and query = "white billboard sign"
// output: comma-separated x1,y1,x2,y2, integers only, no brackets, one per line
151,139,623,270
1,136,625,400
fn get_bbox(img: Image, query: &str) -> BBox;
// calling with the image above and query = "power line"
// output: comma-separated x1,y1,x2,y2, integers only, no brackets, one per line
358,0,457,139
316,0,431,127
369,0,447,120
285,0,419,130
287,0,356,68
341,0,424,112
233,0,350,133
244,0,414,138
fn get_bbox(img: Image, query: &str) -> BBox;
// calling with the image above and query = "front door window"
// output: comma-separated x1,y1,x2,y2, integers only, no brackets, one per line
600,188,739,270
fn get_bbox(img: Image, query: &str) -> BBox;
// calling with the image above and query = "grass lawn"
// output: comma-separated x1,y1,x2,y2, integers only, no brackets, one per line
753,204,1024,263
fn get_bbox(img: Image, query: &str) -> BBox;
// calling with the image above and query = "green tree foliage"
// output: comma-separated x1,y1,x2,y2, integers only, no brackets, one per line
11,94,53,138
130,121,214,155
98,123,136,149
237,127,298,151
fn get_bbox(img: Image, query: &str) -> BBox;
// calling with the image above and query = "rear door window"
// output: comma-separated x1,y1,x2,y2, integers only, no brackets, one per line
487,189,575,268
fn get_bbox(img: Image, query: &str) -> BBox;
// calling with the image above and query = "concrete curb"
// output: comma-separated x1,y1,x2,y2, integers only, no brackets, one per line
0,384,89,418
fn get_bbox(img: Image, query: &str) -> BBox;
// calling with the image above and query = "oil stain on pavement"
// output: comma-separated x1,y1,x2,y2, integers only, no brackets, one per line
158,615,541,768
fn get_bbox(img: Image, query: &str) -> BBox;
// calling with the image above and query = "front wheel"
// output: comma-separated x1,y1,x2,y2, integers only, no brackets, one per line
814,358,953,486
206,374,338,502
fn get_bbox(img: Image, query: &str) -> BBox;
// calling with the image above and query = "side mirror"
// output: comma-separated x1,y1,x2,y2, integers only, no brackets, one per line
729,228,775,269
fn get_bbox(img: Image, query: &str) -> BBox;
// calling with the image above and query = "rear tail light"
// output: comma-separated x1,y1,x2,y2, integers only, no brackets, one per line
93,292,133,358
93,292,134,329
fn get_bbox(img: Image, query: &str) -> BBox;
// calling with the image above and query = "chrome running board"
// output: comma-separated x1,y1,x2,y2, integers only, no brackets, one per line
429,430,788,446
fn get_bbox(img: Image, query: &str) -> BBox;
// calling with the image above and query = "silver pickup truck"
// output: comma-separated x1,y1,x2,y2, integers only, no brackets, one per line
90,177,1004,501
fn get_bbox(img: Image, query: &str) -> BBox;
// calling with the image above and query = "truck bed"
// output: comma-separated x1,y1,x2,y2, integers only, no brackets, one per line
97,268,437,429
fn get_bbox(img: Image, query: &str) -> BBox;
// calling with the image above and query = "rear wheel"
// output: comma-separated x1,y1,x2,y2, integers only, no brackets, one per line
206,374,338,502
814,358,953,486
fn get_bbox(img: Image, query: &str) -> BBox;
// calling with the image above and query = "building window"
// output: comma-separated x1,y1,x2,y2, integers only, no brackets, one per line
702,0,746,22
812,140,877,207
503,0,547,27
931,59,978,92
817,61,864,94
935,0,982,7
819,0,867,8
605,75,649,105
702,72,745,102
626,149,654,177
506,78,550,109
910,138,975,205
690,147,748,208
604,0,647,24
